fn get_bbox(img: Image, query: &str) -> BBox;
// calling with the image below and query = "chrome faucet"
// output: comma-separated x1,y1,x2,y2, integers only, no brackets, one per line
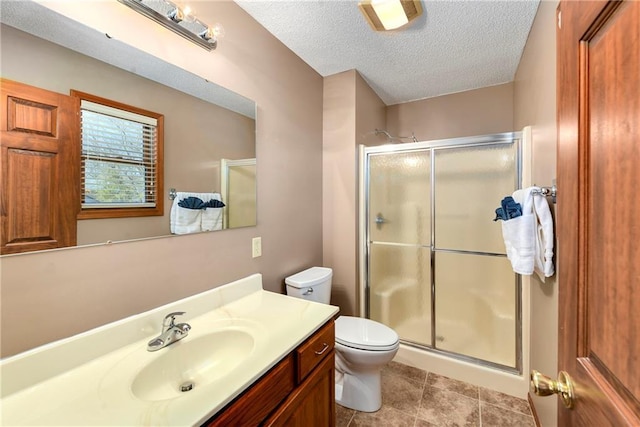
147,311,191,352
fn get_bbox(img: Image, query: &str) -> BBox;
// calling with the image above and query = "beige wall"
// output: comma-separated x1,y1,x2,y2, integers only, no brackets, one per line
513,2,558,426
0,1,323,357
322,71,358,315
355,74,388,147
1,25,256,245
387,83,514,141
322,71,386,316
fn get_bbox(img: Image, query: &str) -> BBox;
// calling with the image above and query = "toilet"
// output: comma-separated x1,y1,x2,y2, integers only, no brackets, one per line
285,267,399,412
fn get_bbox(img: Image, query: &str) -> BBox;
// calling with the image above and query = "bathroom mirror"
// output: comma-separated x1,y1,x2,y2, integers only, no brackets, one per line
0,2,257,253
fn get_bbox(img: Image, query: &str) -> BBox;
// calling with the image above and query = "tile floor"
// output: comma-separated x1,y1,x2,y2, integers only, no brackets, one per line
336,361,536,427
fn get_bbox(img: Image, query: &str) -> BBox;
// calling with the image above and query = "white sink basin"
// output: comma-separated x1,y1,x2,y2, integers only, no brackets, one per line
131,329,255,401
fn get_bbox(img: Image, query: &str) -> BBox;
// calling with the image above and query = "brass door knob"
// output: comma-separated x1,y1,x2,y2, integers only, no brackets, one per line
530,370,575,409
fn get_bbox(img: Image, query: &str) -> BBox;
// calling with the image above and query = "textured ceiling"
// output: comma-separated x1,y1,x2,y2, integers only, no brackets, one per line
234,0,540,105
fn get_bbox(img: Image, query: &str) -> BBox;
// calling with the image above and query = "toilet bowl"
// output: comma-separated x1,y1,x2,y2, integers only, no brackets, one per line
285,267,399,412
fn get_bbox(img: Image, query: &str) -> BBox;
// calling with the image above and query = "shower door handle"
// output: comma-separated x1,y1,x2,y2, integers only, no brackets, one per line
375,213,388,229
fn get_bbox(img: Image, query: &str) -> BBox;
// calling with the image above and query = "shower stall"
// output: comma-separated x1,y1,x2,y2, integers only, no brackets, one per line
359,132,524,383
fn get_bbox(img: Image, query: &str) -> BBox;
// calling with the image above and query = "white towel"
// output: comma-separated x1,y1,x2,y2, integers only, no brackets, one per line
502,188,536,275
532,190,555,281
202,207,223,231
502,187,555,280
170,203,202,235
170,192,222,235
201,193,224,231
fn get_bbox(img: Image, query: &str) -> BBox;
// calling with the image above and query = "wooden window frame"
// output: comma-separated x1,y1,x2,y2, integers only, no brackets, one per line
72,90,164,219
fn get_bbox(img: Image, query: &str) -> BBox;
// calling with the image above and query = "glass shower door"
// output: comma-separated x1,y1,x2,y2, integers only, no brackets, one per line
367,150,432,347
433,143,519,368
363,134,522,372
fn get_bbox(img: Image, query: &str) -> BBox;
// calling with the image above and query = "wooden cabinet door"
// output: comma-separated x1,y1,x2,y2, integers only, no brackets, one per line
0,79,79,254
264,351,335,427
205,355,295,427
557,1,640,425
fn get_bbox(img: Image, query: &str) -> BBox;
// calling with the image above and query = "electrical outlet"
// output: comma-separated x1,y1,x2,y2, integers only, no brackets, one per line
252,237,262,258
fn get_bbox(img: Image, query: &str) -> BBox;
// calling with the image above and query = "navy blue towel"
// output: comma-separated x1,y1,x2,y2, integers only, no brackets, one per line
178,196,206,210
204,199,226,208
493,196,522,221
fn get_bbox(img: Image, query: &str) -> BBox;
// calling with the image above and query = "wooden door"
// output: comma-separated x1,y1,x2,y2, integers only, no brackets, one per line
557,1,640,425
0,79,79,254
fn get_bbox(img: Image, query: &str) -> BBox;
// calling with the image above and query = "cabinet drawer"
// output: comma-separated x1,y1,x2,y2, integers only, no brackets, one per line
296,320,334,383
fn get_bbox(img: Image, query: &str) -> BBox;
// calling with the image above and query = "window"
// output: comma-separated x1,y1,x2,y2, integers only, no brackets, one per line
72,91,163,219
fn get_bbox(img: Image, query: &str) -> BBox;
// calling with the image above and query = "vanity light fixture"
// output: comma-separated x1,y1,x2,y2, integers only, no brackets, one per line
358,0,423,31
117,0,223,51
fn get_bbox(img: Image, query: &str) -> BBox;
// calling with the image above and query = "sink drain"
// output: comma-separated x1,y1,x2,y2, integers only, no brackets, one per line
180,381,195,392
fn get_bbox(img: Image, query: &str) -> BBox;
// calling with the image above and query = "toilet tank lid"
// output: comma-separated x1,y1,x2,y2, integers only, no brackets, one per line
285,267,332,288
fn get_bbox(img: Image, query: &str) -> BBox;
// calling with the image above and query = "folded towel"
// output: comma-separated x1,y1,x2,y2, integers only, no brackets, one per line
501,187,555,280
170,203,202,235
532,191,555,281
178,196,206,210
170,192,225,234
202,207,223,231
201,193,224,231
501,188,536,275
170,192,222,234
204,199,226,208
494,196,522,221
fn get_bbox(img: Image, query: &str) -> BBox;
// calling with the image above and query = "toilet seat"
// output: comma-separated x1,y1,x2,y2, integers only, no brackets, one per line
335,316,399,351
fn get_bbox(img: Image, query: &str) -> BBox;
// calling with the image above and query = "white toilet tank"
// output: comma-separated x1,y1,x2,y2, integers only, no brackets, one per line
285,267,332,304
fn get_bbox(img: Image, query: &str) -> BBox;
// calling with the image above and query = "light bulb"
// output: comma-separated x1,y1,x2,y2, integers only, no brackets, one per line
199,27,216,42
182,5,196,23
212,23,225,38
167,7,184,23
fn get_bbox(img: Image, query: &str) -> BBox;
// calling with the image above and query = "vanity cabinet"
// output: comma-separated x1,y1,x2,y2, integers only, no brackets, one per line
204,320,335,427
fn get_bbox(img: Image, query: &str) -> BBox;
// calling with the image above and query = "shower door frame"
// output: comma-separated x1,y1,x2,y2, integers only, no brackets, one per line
358,132,523,374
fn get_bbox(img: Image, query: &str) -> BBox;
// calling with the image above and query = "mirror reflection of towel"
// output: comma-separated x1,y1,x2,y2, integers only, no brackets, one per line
204,199,225,208
178,196,206,210
170,192,224,234
171,204,202,235
202,208,223,231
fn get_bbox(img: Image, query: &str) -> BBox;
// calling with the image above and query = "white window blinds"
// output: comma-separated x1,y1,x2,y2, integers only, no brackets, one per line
80,100,158,208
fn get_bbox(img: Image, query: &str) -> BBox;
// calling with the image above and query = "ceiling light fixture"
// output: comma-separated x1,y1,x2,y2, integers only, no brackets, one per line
358,0,423,31
117,0,223,51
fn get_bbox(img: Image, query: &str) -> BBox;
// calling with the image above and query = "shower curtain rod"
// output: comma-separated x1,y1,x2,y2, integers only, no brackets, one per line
375,129,418,143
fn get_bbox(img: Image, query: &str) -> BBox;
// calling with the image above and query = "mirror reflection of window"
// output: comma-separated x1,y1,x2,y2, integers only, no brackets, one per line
72,90,164,220
82,109,155,206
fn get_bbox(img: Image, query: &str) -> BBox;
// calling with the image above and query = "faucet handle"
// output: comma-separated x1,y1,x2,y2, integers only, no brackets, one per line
163,311,186,327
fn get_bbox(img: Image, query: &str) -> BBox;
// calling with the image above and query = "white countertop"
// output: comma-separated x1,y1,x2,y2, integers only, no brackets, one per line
0,274,339,426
